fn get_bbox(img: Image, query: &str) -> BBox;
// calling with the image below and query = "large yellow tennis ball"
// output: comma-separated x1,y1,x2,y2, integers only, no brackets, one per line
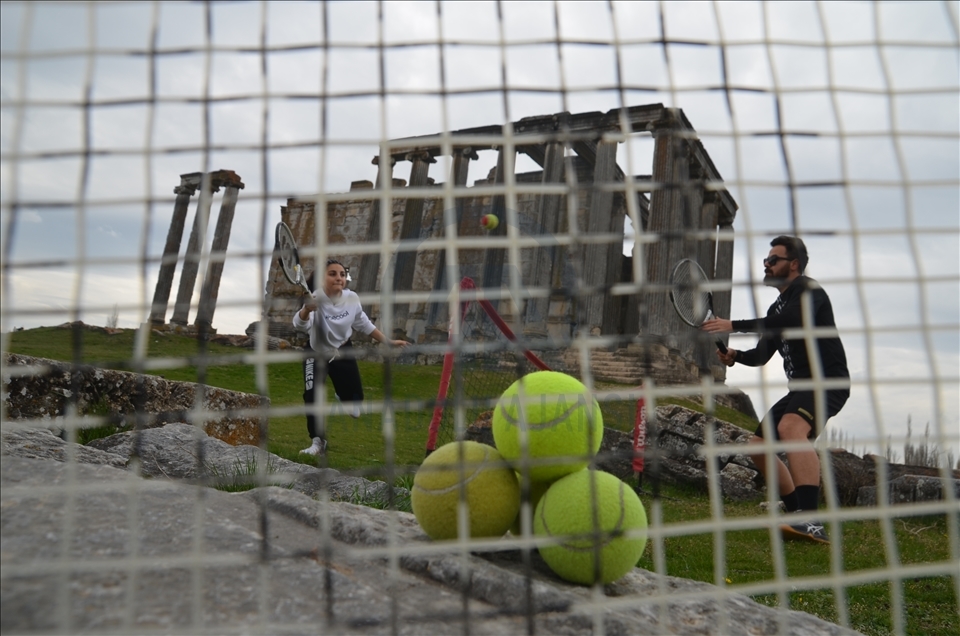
481,213,499,230
492,371,603,482
534,470,648,585
411,441,520,541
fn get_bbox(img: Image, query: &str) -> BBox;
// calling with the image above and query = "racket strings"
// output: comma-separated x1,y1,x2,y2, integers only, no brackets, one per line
276,223,305,289
672,265,712,327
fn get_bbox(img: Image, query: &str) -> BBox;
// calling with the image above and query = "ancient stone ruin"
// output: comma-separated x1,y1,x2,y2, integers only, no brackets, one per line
263,104,738,386
149,169,245,335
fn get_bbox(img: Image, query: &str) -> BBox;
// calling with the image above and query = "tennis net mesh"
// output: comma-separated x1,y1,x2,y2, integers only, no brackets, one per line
1,2,957,634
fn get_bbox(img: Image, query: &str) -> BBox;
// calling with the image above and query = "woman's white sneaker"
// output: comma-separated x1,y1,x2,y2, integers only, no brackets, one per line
300,438,327,456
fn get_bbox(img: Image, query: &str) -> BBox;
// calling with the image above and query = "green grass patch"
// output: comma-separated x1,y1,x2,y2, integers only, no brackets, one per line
347,474,414,513
636,483,958,636
5,326,446,475
205,454,296,493
71,395,124,444
6,325,957,634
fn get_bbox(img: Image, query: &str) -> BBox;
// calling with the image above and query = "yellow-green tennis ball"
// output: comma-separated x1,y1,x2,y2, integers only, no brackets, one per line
534,470,648,585
411,441,520,541
481,213,499,230
492,371,603,483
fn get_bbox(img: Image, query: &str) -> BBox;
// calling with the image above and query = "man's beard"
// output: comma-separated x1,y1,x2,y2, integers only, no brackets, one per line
764,273,786,287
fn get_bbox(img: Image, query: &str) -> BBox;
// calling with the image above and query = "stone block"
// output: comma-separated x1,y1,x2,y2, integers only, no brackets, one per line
856,485,877,507
721,463,759,501
1,444,861,635
855,474,960,507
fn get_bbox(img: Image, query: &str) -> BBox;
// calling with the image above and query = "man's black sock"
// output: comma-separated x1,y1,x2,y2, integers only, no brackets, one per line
781,490,799,512
796,485,820,511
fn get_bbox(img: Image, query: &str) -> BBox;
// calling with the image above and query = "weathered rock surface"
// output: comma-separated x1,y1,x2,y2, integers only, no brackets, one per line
3,353,267,446
2,424,394,504
1,425,130,469
827,448,960,507
856,474,960,507
2,431,861,635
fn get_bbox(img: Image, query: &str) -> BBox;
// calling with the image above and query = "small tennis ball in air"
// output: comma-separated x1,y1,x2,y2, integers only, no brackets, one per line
534,469,648,585
481,213,499,230
492,371,603,483
411,441,520,541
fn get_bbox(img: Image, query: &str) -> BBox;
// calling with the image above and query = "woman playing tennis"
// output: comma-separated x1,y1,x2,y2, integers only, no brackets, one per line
293,258,408,456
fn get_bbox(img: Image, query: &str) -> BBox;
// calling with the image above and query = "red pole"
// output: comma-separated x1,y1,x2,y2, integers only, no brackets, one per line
425,278,476,455
632,388,646,475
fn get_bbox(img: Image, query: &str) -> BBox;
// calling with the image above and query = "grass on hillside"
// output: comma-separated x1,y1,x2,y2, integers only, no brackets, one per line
640,482,957,636
4,325,747,474
5,325,958,634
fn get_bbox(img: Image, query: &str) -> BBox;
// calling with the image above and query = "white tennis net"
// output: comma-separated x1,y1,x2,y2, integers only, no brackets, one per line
2,2,957,635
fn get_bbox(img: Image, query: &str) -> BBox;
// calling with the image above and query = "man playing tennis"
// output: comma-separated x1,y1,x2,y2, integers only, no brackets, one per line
702,236,849,544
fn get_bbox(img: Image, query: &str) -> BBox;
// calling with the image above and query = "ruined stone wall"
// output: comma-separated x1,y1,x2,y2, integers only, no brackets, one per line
264,160,623,345
3,353,266,446
258,106,738,387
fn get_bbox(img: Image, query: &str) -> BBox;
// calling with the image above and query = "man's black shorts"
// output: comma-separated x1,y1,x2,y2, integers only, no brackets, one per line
754,389,849,440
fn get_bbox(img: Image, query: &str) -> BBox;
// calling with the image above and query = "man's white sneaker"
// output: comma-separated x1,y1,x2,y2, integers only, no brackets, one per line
299,438,327,456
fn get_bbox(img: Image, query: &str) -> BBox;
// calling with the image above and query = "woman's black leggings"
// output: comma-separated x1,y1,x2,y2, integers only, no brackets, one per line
302,341,364,440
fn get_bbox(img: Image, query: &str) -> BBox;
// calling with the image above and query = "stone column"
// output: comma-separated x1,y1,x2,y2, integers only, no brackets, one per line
581,139,619,335
171,174,220,327
693,190,718,372
697,196,719,279
713,220,734,322
428,148,475,329
523,141,564,337
622,188,650,340
644,126,688,350
392,151,435,330
480,146,512,311
149,173,202,325
195,171,245,332
711,220,735,381
678,159,707,368
356,155,395,294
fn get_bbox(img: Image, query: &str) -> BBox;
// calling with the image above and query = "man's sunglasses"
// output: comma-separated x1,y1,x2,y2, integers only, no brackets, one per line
763,255,794,267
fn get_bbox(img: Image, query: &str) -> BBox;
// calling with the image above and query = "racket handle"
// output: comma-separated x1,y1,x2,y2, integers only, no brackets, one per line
715,339,728,354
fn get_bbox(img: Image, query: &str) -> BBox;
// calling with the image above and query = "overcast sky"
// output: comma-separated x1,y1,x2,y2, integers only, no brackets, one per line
1,1,957,460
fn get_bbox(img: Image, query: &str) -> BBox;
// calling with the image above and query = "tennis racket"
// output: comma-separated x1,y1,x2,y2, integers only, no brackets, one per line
275,221,311,295
669,258,728,353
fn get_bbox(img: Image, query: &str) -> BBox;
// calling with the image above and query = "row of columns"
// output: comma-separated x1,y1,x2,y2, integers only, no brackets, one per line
149,170,245,332
350,134,734,352
355,148,480,334
304,107,735,372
